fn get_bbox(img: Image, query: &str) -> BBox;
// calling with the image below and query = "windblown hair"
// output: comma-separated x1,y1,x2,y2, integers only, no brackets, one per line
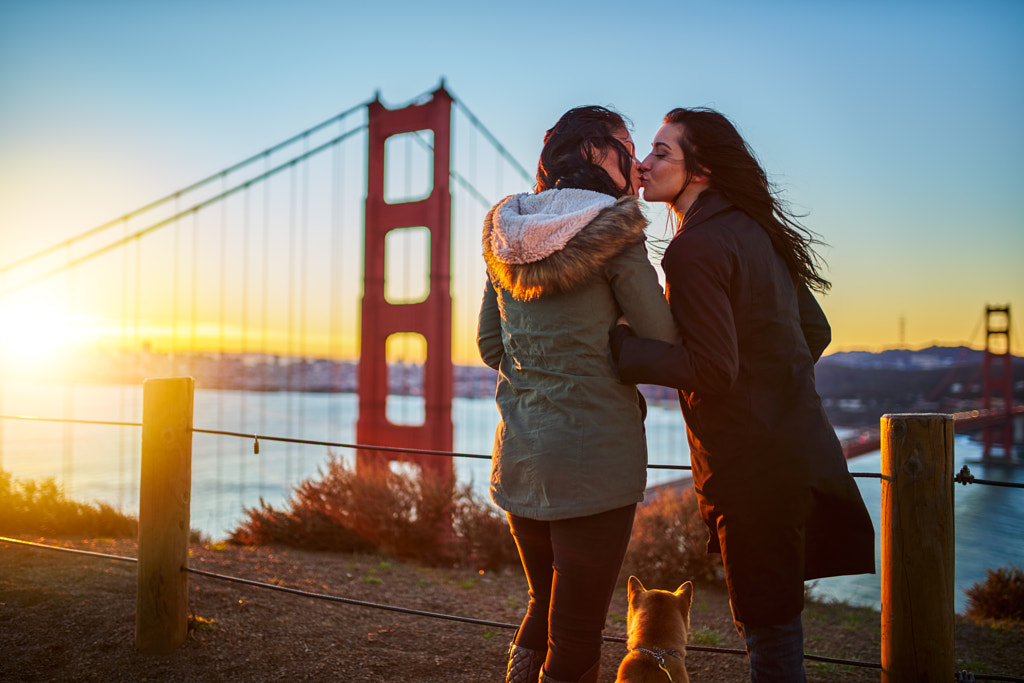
665,107,831,293
535,105,635,198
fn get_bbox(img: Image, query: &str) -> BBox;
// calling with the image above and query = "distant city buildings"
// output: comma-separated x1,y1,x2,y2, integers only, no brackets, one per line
4,345,1020,429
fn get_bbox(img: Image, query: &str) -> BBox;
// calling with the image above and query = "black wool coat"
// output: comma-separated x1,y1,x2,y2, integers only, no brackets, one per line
617,191,875,626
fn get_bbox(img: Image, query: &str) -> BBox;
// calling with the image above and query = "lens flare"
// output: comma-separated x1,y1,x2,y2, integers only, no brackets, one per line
0,296,92,377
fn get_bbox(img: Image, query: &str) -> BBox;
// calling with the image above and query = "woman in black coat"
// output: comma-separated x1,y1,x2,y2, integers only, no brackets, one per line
613,108,875,682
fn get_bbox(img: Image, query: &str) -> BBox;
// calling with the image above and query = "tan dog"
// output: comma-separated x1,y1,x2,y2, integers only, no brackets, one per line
615,576,692,683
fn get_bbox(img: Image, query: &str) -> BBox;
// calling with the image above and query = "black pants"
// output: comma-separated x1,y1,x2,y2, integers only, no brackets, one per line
507,504,636,681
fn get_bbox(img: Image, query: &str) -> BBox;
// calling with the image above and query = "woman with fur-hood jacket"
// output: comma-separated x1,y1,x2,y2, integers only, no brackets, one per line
478,189,676,518
477,106,677,683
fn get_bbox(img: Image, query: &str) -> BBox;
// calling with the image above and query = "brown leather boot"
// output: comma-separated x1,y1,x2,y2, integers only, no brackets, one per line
505,640,544,683
538,659,599,683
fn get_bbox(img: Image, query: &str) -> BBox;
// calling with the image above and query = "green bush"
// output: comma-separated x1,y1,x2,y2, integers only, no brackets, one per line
0,468,137,538
620,485,723,588
965,566,1024,622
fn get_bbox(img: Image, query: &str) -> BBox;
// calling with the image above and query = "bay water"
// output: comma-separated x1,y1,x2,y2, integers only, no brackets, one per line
2,381,1021,613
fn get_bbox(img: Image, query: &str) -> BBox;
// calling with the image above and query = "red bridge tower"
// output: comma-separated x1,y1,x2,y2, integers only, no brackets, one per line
982,304,1013,461
356,86,454,488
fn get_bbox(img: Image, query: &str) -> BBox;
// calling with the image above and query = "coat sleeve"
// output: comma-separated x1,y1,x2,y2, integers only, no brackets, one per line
616,233,739,394
476,276,504,371
606,241,678,344
798,285,831,362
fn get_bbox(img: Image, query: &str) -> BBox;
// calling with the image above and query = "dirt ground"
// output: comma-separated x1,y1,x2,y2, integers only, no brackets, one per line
1,536,1021,682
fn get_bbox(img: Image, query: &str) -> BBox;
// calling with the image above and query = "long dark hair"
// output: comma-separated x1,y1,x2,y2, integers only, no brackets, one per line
665,107,831,293
535,105,635,198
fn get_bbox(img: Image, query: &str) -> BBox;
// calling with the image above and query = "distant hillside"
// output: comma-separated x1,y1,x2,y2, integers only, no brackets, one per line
821,346,986,369
816,346,1024,427
638,346,1024,427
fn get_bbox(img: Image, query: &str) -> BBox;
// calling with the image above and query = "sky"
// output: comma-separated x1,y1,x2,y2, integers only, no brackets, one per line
1,0,1022,365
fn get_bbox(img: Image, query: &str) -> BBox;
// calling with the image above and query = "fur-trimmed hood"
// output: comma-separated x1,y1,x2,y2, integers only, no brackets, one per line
483,188,646,301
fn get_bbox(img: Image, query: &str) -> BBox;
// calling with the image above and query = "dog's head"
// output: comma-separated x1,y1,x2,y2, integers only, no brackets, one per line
626,576,693,641
618,577,693,682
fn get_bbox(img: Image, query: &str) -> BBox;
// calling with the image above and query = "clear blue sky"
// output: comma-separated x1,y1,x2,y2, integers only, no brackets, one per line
1,0,1022,353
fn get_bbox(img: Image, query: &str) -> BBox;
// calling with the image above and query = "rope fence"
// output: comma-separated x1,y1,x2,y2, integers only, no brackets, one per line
1,404,1023,681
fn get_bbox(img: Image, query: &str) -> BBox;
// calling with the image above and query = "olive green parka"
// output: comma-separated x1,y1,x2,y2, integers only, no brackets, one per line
477,188,677,521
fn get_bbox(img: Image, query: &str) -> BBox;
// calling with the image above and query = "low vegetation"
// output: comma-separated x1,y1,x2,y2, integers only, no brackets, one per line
14,456,1018,627
965,566,1024,622
621,485,724,587
229,455,725,587
0,468,136,538
0,457,721,588
229,454,519,571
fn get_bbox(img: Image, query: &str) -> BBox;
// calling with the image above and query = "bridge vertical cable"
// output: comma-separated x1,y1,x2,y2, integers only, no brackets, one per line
299,134,311,478
240,184,251,508
446,91,534,474
62,243,75,491
328,126,344,446
119,219,130,510
217,174,228,530
260,153,271,498
172,197,181,376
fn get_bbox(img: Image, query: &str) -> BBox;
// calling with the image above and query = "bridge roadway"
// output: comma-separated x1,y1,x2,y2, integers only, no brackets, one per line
840,405,1024,459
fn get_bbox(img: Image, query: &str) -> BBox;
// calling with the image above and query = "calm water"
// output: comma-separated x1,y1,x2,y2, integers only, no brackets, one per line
2,381,1021,613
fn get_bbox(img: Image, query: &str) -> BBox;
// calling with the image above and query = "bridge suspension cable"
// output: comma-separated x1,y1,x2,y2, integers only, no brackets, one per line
0,125,367,296
450,94,533,184
0,99,373,279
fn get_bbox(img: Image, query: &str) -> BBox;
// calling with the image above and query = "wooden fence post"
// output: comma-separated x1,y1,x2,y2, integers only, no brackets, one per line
136,377,194,655
880,413,955,681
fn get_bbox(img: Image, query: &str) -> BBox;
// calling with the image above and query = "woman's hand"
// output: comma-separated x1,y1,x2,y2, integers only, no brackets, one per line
609,321,636,364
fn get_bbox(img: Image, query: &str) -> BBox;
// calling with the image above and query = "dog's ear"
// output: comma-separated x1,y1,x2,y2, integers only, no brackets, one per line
674,581,693,611
627,576,645,600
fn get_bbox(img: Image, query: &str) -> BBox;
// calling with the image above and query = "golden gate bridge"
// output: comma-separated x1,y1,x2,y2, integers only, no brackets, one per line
0,83,538,509
0,82,1020,518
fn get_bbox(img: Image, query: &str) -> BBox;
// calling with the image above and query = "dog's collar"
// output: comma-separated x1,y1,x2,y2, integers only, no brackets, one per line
629,645,685,682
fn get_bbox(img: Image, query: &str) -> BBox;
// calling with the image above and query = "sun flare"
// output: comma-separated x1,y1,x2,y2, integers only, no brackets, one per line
0,297,92,374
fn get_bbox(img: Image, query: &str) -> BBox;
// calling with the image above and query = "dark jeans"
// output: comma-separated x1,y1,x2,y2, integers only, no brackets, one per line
507,504,636,682
735,615,807,682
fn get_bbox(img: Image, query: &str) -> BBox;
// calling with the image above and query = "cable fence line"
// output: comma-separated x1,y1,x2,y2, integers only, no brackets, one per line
955,464,1024,489
187,564,520,632
195,426,695,471
4,413,1023,486
0,535,138,563
14,535,1024,678
0,534,884,670
0,415,143,429
8,541,1024,681
186,565,886,669
3,401,1023,679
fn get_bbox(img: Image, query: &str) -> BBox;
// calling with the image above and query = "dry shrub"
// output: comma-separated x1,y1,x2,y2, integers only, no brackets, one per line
621,485,723,589
452,486,520,571
0,468,137,538
230,454,519,570
965,566,1024,622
